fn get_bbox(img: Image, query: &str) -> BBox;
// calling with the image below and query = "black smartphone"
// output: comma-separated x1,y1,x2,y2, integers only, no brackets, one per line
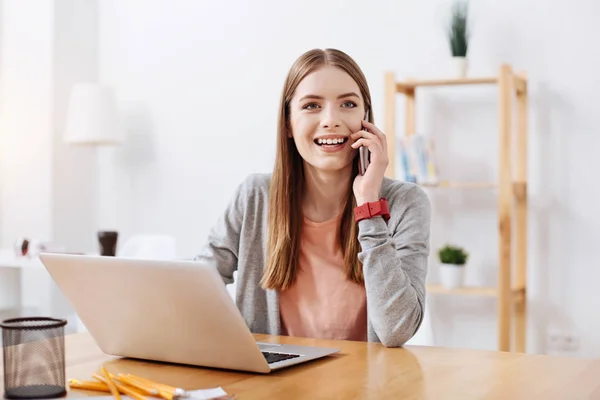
358,110,370,175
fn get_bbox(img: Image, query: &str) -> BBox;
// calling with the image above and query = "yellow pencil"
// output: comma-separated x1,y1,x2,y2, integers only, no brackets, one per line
120,374,179,400
94,371,148,400
113,381,148,400
100,367,122,400
69,379,110,393
115,374,160,396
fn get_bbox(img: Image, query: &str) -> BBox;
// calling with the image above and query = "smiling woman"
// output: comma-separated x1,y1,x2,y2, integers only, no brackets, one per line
194,48,432,348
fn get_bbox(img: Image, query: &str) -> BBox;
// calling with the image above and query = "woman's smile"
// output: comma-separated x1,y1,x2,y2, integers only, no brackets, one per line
313,136,350,153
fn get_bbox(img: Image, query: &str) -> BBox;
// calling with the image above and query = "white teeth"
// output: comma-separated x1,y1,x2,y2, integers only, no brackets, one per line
317,138,345,145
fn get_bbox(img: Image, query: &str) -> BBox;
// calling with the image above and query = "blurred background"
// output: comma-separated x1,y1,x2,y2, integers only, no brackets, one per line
0,0,599,359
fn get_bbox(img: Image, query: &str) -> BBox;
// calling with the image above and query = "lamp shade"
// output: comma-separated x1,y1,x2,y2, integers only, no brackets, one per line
64,82,122,145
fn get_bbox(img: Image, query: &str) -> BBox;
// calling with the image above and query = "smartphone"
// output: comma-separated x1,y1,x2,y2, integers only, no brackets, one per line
358,110,370,175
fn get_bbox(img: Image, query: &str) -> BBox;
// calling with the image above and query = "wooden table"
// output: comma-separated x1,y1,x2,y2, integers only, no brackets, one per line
2,333,600,399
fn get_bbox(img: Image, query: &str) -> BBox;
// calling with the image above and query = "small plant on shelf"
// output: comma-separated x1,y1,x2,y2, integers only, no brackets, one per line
438,244,469,289
438,244,469,266
448,1,469,58
446,0,470,77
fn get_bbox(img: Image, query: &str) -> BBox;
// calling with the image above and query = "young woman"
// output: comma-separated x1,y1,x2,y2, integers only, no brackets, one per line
195,48,431,347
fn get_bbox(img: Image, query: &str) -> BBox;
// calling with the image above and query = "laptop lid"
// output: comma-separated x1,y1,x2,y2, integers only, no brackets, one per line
39,253,271,373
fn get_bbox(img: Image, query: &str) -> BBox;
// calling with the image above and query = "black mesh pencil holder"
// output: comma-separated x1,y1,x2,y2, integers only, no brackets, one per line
1,318,68,399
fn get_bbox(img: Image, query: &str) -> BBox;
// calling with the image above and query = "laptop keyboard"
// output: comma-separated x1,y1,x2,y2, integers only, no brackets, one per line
262,351,301,364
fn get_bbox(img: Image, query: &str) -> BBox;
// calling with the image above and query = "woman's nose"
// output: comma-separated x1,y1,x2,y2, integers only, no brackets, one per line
320,108,341,129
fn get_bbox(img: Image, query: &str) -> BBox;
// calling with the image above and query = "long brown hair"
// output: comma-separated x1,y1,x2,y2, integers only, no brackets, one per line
260,48,374,291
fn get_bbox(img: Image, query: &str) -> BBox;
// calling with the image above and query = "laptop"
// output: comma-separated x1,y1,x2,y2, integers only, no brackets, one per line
38,253,340,373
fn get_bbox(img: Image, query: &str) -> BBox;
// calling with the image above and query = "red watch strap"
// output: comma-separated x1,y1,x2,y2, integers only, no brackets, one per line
354,198,390,222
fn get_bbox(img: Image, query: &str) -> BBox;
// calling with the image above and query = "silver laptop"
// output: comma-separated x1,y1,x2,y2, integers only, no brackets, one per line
39,253,340,373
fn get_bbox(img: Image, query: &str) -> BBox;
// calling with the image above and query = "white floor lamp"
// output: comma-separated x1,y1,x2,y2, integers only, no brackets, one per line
63,82,123,256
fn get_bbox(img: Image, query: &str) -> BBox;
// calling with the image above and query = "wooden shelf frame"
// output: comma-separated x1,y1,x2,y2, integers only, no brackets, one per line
385,65,528,353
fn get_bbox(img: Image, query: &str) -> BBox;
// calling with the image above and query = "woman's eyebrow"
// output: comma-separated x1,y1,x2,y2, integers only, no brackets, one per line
298,92,360,102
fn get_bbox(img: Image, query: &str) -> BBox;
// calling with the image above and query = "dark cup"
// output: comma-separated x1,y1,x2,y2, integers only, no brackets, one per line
97,231,118,256
1,317,68,399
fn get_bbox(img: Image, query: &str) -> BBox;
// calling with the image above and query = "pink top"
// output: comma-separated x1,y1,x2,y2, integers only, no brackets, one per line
279,214,368,341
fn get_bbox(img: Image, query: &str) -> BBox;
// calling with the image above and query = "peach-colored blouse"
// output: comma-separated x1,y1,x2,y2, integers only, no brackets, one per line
279,214,368,341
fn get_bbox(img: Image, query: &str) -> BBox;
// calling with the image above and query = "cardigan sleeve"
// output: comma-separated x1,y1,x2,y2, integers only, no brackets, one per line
357,184,431,347
193,178,248,285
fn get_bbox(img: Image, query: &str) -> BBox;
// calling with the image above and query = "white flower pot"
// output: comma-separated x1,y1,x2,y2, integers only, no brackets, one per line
450,56,468,78
439,263,465,289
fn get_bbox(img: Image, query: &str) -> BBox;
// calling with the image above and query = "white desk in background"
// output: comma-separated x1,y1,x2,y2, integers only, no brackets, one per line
0,249,79,332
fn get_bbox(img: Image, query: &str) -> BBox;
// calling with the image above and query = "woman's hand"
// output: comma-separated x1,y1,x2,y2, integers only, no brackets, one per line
350,119,389,206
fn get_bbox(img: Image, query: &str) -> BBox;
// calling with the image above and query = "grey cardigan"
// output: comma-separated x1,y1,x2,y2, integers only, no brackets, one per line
194,173,431,347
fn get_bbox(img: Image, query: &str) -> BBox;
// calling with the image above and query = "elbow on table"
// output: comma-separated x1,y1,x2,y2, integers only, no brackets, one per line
379,331,414,348
377,308,425,348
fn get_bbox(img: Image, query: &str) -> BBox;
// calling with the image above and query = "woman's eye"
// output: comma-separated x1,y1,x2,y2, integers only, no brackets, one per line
342,101,357,108
302,102,320,110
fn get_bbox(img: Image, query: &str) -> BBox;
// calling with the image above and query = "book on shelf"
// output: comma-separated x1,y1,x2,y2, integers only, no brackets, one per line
397,133,439,185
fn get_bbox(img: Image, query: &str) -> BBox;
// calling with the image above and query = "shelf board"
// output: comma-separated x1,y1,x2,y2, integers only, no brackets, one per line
427,284,526,301
427,284,497,297
419,181,498,189
397,77,497,92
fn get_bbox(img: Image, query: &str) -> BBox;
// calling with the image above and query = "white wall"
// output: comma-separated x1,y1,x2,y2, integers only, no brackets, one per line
52,0,99,253
1,0,600,356
0,0,54,246
0,0,99,253
0,0,98,331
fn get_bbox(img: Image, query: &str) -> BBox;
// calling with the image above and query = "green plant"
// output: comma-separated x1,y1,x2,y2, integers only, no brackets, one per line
448,1,469,57
438,244,469,265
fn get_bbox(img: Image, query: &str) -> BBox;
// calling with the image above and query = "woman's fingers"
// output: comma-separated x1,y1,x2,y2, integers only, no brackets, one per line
361,120,387,153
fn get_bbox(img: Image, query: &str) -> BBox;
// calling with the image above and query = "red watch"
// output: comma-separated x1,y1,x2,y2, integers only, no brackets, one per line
354,198,390,223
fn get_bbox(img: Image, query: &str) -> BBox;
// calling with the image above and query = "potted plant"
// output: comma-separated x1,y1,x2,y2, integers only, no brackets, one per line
438,244,468,289
447,0,470,78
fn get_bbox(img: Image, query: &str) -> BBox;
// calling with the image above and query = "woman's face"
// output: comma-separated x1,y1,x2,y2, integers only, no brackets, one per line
288,65,366,174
